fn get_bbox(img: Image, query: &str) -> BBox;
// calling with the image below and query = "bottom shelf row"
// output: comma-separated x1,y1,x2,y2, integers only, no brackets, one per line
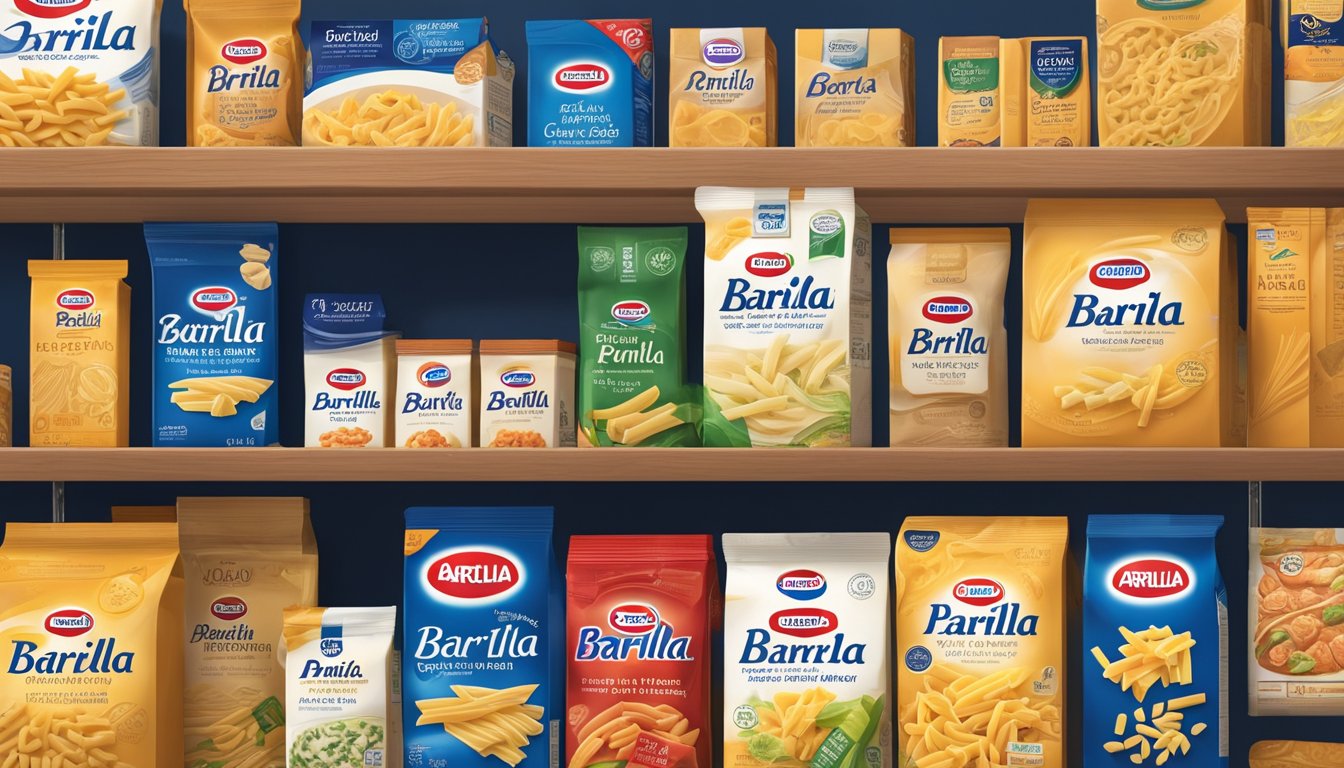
1,501,1335,768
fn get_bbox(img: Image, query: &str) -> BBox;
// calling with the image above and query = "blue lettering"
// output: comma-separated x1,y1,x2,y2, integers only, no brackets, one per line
923,603,1040,636
738,629,866,665
1065,292,1184,328
720,276,835,312
5,12,135,54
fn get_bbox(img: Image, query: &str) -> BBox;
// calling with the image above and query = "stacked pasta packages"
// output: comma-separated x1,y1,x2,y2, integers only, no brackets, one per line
1284,0,1344,145
794,29,915,147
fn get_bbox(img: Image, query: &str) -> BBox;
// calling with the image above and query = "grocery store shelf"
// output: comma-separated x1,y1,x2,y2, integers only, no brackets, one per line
3,447,1342,482
0,147,1339,224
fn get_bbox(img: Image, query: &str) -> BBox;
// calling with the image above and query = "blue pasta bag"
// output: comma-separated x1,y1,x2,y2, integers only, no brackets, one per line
526,19,653,147
403,507,561,768
1084,515,1227,768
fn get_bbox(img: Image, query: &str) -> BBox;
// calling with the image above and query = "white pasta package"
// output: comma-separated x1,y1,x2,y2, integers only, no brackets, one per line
697,187,872,447
395,339,474,448
284,607,401,768
304,294,401,448
722,533,891,768
0,0,161,146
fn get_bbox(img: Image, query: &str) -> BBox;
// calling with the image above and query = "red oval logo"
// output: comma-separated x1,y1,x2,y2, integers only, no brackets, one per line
192,287,238,313
14,0,91,19
954,578,1004,606
45,609,94,637
608,603,659,635
1112,559,1190,599
555,63,610,91
745,252,794,278
922,296,973,324
1089,259,1150,290
222,39,268,65
770,608,838,638
428,551,519,599
210,596,248,621
326,368,366,391
56,288,94,311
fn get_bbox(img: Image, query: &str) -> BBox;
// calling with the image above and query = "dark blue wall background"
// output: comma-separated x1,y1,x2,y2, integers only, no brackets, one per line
0,1,1321,764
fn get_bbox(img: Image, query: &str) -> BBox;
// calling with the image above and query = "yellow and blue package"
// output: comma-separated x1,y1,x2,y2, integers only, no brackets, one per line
146,223,278,447
526,19,653,147
403,507,561,768
1085,515,1227,767
304,18,514,147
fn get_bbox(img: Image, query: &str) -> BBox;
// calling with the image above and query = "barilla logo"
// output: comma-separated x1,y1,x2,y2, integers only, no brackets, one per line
923,297,973,324
222,39,267,65
501,369,536,388
1090,259,1150,290
611,300,652,326
428,550,519,600
14,0,90,19
954,578,1004,607
777,569,827,601
703,37,745,67
326,368,366,391
555,63,610,91
210,596,247,621
746,252,794,278
1112,559,1190,599
608,603,659,635
769,608,838,638
417,362,451,388
56,289,94,310
45,609,94,637
192,287,238,313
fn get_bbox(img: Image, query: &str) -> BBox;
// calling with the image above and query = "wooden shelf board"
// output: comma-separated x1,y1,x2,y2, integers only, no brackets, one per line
0,147,1339,223
2,448,1341,482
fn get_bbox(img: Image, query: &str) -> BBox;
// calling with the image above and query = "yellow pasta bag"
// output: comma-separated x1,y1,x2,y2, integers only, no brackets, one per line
1,522,183,768
795,29,914,147
185,0,302,147
1001,37,1091,147
670,28,777,147
1284,0,1344,146
28,260,130,447
895,516,1068,768
938,36,1000,147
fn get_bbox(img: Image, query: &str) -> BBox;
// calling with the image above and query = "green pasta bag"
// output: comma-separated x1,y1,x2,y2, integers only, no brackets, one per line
578,227,700,446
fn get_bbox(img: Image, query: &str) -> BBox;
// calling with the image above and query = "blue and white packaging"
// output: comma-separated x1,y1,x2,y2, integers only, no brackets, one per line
402,507,561,768
1084,515,1227,768
303,294,400,448
146,223,278,446
526,19,653,147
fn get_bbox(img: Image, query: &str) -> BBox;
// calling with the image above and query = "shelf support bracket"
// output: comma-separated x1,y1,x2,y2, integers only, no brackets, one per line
51,223,65,523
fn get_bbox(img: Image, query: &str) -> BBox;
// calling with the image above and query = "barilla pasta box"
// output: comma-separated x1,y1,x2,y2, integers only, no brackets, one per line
479,340,576,448
795,29,915,148
403,507,561,768
1084,515,1227,767
566,535,715,768
669,28,777,146
722,533,891,768
146,223,279,447
304,294,400,448
305,18,514,148
526,20,654,147
396,339,475,448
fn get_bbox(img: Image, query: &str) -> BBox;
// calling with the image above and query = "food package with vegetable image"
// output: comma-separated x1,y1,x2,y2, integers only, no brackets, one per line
722,533,891,768
578,227,698,446
1250,528,1344,715
697,187,872,447
285,606,400,768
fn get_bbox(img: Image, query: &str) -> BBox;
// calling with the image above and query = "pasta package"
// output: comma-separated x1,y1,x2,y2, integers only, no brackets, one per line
396,339,475,448
794,28,915,147
938,36,1000,147
887,228,1010,447
895,517,1067,768
284,607,400,768
403,507,561,768
696,187,872,447
577,227,698,447
1249,528,1344,716
306,19,515,148
1096,0,1270,146
1250,740,1344,766
566,536,715,768
527,20,653,147
1084,515,1226,767
0,0,161,146
185,0,301,147
479,340,577,448
180,497,317,768
146,223,279,447
669,28,777,146
1001,36,1091,147
1022,199,1235,446
28,260,130,447
1,522,182,768
1284,1,1344,146
304,294,401,448
723,533,891,768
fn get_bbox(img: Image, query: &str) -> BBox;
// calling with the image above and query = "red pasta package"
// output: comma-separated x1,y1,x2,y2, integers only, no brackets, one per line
566,535,716,768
